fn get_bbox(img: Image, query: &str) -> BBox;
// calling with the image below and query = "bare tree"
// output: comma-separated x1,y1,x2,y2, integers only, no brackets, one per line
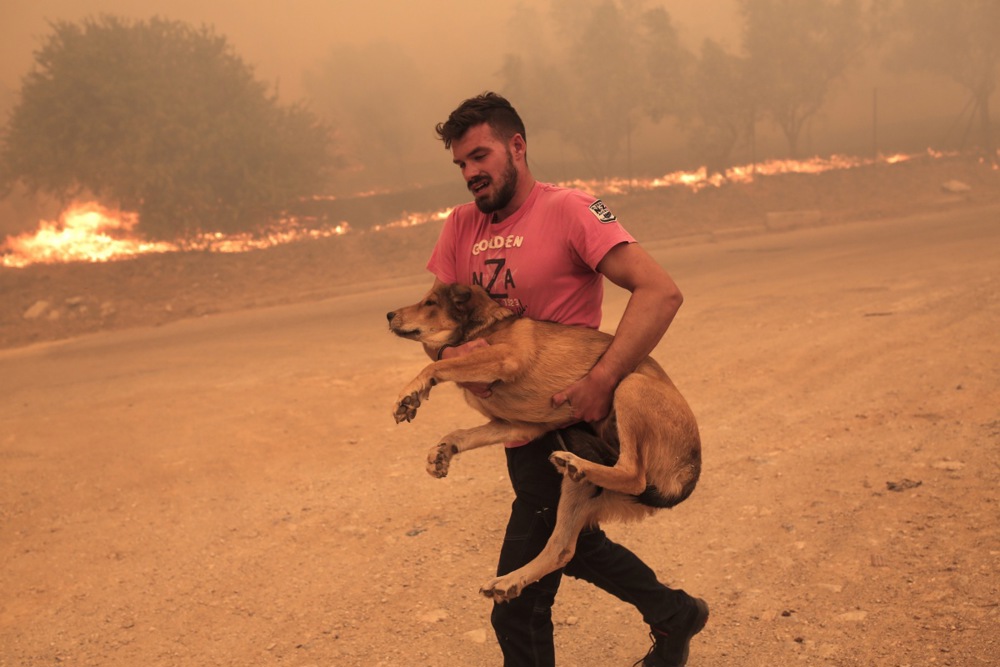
500,0,690,179
889,0,999,162
303,42,438,189
739,0,867,158
685,39,759,174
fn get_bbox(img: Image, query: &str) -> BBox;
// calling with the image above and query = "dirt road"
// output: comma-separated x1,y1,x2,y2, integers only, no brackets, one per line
1,205,998,666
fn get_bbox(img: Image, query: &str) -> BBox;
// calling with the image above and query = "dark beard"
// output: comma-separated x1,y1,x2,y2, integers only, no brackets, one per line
473,152,518,214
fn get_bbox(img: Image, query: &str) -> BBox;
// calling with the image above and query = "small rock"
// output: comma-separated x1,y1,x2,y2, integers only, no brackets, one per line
65,296,85,308
836,610,868,622
886,479,922,492
419,609,449,623
23,300,50,320
921,589,952,603
931,460,964,471
941,180,971,193
464,628,488,644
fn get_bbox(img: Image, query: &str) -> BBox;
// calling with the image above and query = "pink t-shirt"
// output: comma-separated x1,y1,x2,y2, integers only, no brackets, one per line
427,181,635,328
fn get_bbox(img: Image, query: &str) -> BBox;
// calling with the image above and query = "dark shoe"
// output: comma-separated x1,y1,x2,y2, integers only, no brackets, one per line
634,596,709,667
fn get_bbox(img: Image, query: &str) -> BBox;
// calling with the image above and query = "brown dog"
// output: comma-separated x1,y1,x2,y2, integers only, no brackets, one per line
387,283,700,602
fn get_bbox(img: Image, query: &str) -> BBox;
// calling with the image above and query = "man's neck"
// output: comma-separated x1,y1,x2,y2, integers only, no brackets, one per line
493,175,537,223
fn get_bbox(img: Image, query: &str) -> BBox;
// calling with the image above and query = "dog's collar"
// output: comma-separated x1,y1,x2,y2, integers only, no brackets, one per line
436,343,458,361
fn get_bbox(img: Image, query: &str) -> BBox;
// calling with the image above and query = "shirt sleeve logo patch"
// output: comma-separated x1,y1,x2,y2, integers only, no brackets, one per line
589,199,617,223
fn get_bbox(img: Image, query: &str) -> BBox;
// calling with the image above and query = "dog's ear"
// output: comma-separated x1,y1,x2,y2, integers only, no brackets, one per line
449,283,473,307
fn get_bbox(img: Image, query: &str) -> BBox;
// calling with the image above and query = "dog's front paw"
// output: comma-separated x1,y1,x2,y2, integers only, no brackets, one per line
393,378,435,423
426,441,458,478
549,451,587,482
393,392,422,423
480,575,524,603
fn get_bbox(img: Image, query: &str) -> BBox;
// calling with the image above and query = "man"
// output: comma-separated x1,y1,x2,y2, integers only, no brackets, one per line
425,92,708,667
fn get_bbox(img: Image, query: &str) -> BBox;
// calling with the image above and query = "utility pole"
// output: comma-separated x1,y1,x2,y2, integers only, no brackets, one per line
872,87,879,162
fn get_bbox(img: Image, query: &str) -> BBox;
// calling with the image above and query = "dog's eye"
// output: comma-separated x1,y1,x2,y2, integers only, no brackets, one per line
423,300,437,307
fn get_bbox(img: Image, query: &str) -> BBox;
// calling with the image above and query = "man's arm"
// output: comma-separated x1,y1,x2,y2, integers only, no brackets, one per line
552,241,683,422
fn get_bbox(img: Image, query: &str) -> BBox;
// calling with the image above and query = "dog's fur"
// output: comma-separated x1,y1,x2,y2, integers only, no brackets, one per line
387,283,700,602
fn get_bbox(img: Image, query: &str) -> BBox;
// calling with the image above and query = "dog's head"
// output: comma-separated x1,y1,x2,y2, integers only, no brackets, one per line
387,283,513,348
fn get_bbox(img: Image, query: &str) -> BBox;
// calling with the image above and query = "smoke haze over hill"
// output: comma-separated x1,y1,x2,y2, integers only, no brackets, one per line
0,1,985,219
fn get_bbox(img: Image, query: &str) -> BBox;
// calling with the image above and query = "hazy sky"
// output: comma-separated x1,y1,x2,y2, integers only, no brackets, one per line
1,0,739,101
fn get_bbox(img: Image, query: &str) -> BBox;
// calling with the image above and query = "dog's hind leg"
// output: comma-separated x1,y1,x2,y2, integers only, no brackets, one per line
427,421,551,478
549,376,651,495
479,478,597,603
550,374,699,503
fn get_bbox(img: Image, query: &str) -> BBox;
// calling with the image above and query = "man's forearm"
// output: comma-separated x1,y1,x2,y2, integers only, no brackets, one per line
590,283,682,386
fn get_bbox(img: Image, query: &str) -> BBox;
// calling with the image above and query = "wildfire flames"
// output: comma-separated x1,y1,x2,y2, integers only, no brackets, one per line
1,203,350,268
0,150,948,268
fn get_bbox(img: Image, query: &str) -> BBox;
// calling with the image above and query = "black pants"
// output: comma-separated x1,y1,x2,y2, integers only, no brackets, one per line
491,427,687,666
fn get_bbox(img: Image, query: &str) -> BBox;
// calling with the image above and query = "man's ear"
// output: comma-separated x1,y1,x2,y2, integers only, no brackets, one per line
510,133,526,160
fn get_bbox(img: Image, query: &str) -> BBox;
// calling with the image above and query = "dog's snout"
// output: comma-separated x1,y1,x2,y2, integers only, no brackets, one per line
386,311,395,322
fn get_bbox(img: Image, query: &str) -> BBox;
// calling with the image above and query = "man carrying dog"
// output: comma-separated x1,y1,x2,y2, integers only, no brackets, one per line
425,92,708,667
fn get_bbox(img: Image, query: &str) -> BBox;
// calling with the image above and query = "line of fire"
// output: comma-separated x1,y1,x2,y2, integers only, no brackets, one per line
0,149,965,269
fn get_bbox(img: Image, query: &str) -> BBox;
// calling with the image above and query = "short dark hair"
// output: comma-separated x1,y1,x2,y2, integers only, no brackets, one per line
435,92,526,149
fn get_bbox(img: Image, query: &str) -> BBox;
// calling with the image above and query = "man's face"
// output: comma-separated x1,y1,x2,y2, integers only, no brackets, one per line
450,123,519,215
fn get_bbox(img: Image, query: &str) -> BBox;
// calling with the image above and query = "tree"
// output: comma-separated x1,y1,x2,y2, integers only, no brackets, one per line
889,0,999,162
500,0,690,179
685,39,759,174
0,81,14,124
303,42,439,190
0,15,336,238
739,0,866,157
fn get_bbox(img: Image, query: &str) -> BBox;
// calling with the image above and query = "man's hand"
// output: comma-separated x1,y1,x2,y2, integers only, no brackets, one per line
439,339,494,398
551,367,617,423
